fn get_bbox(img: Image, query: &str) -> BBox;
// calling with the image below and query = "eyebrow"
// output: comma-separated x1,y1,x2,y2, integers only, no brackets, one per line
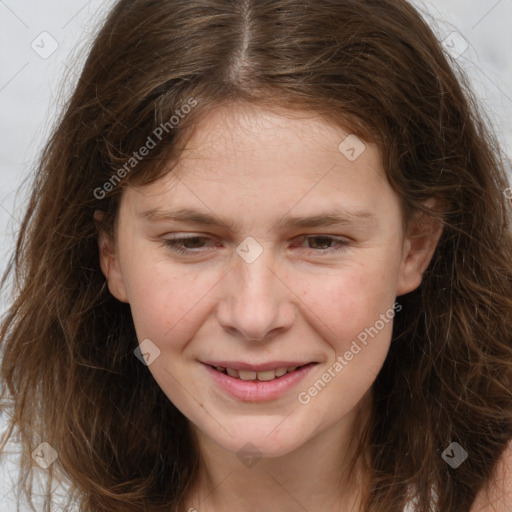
138,206,378,231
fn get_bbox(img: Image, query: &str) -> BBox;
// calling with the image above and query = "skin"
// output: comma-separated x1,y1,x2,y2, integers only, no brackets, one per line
97,104,445,511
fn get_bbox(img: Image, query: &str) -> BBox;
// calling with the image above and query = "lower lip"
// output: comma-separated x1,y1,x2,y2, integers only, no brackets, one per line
202,363,316,401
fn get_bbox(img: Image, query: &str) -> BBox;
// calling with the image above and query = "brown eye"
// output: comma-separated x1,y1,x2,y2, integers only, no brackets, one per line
307,236,337,249
163,236,214,254
178,237,208,249
294,235,349,254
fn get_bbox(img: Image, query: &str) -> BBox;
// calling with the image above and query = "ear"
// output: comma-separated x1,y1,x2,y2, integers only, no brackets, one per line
94,210,129,303
396,198,444,296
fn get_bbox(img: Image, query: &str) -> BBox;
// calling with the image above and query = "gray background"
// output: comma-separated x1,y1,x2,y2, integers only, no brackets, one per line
1,0,512,509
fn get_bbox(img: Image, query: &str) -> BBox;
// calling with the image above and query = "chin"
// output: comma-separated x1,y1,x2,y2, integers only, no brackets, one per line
202,417,312,459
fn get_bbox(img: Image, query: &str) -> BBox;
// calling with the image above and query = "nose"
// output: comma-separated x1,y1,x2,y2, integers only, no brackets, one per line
216,244,295,342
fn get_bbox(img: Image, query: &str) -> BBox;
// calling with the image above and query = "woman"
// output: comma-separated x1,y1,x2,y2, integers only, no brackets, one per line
1,0,511,510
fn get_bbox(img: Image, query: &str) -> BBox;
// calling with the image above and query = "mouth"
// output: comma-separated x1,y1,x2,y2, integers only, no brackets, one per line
202,361,317,401
206,363,312,382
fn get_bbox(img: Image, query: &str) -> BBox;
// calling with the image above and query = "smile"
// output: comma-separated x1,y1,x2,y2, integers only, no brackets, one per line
202,362,317,401
210,364,307,381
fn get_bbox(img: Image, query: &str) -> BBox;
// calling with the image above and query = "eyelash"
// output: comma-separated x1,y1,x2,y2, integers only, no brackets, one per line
162,235,349,256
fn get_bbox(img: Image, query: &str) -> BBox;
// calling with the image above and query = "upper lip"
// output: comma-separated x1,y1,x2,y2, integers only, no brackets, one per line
202,361,315,372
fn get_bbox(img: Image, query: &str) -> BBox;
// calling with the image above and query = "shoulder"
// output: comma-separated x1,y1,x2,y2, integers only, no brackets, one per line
470,440,512,512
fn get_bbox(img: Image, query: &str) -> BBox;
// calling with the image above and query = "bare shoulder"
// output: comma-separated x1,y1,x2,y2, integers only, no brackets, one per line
470,440,512,512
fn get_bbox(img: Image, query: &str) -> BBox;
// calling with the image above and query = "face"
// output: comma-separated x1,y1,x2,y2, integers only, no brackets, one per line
98,104,441,459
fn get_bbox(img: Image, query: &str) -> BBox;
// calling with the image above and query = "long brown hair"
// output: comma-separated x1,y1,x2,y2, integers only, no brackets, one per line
1,0,512,510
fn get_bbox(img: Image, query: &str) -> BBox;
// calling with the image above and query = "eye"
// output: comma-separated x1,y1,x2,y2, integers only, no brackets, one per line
161,234,350,256
295,235,349,253
162,236,215,254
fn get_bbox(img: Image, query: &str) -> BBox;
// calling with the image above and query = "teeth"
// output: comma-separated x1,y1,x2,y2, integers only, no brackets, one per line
256,370,276,381
216,365,303,381
239,370,257,381
226,367,238,378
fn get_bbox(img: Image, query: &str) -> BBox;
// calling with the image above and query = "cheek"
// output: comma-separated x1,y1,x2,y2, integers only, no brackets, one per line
328,263,399,389
297,267,397,411
302,257,399,340
121,246,215,348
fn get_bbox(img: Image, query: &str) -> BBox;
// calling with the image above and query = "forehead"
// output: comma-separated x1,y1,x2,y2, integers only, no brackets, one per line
176,104,368,168
120,104,398,226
